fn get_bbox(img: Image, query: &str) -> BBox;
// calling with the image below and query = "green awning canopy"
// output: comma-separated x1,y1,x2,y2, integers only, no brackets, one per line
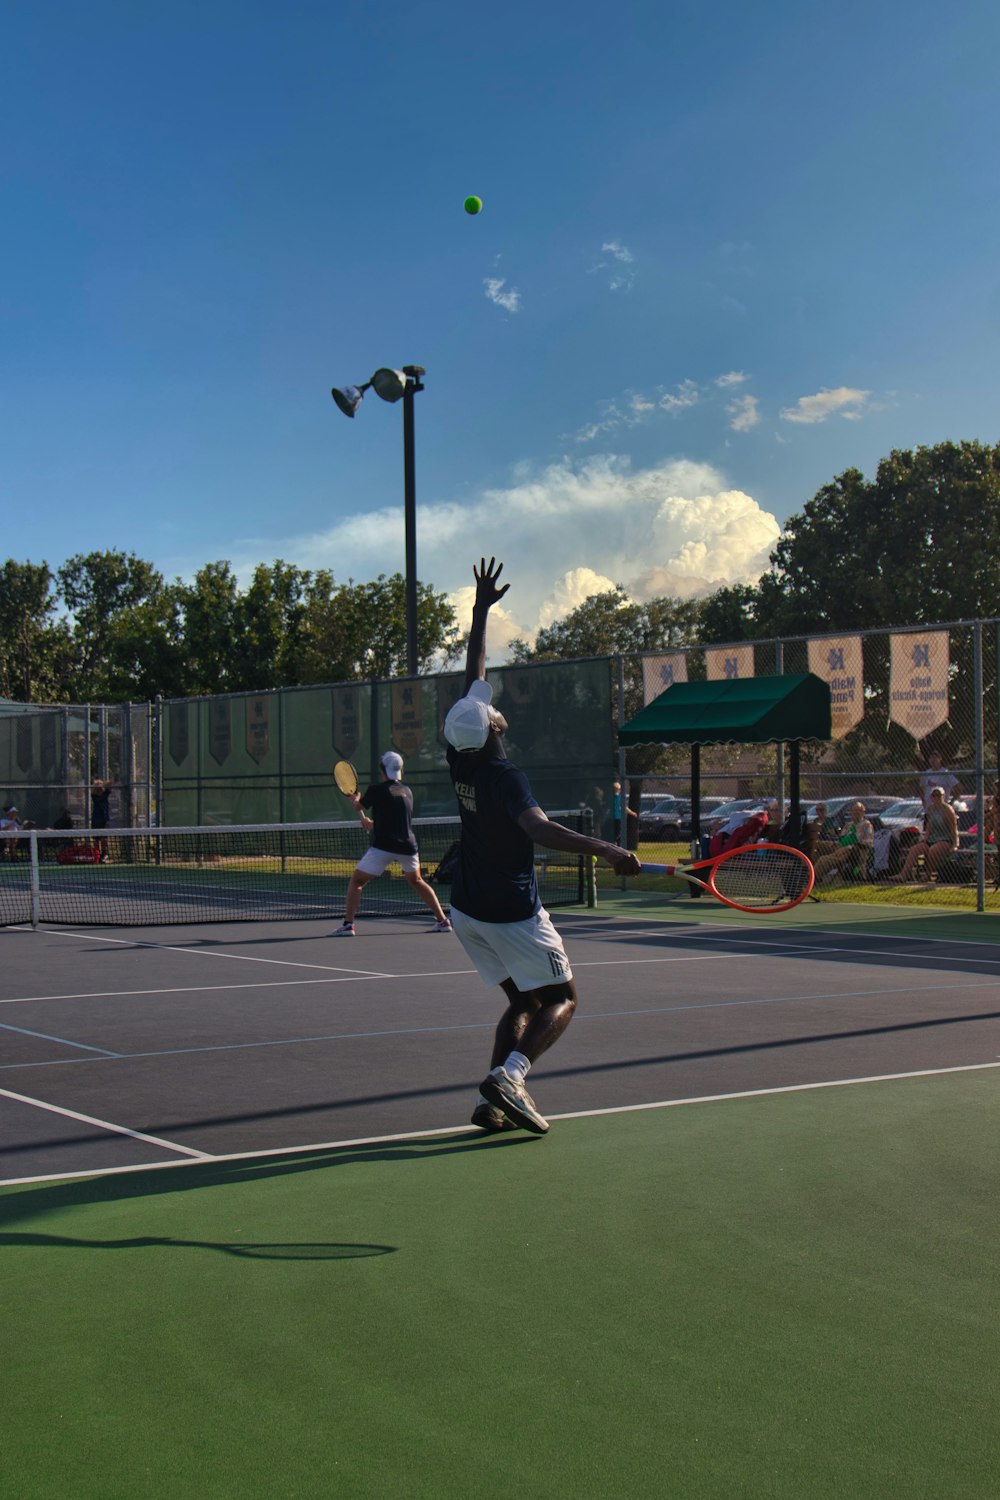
618,673,832,746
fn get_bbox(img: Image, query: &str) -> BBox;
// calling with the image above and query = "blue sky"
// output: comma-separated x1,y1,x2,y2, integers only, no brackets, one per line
3,0,998,651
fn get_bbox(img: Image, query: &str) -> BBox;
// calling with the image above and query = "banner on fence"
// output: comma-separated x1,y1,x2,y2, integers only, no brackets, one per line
889,631,950,739
807,635,864,740
642,652,689,704
705,645,754,681
246,695,270,763
391,681,424,757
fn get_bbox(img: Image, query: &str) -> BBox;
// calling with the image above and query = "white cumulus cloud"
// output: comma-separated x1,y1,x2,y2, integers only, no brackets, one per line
716,370,748,387
484,277,521,312
240,455,780,657
780,386,871,424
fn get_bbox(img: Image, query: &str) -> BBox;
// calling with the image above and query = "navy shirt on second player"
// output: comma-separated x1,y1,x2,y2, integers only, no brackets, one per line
446,745,540,922
360,781,418,855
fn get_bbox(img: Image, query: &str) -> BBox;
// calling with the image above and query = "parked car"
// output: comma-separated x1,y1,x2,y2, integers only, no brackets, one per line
701,798,767,839
639,797,691,839
676,797,730,837
877,799,925,831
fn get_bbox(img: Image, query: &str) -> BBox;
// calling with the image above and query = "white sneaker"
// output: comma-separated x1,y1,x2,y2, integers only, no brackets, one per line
332,922,355,937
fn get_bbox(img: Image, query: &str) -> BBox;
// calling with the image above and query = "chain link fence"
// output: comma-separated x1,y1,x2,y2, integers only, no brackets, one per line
2,617,997,911
628,618,999,910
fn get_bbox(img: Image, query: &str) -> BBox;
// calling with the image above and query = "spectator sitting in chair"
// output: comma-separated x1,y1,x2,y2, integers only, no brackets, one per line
898,786,959,883
813,801,875,885
810,802,839,859
985,782,999,883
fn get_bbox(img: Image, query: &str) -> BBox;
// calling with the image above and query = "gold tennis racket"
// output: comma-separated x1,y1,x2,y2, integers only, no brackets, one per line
333,760,359,797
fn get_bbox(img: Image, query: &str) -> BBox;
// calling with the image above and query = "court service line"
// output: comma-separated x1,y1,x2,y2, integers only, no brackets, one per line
0,1021,121,1057
2,976,997,1072
0,942,869,1014
0,1086,210,1159
0,934,990,1010
29,927,395,978
0,946,828,1006
3,1059,998,1189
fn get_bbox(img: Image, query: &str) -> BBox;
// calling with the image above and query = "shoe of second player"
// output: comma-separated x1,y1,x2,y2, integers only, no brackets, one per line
480,1067,549,1135
332,921,355,937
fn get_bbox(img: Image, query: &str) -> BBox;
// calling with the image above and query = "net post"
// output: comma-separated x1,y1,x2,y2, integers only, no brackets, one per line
29,831,40,929
973,622,985,912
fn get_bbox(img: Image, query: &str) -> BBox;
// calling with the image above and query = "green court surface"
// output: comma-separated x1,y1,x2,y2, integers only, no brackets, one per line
2,1071,998,1499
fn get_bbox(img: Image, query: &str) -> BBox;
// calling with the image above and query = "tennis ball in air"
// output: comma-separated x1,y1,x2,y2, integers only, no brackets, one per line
464,196,483,215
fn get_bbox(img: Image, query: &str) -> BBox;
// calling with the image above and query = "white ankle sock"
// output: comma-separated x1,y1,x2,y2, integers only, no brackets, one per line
504,1051,530,1084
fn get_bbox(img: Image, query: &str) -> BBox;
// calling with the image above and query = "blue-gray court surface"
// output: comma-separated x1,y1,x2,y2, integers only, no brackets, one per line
2,897,999,1185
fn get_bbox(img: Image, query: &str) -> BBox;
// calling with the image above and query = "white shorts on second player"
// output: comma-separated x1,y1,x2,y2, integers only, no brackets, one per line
449,905,573,991
356,848,420,877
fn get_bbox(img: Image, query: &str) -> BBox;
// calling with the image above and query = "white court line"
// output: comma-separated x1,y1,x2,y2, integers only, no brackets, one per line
0,1086,210,1159
2,1059,998,1188
2,976,998,1072
28,927,394,978
0,1021,121,1057
3,931,997,1010
0,946,820,1006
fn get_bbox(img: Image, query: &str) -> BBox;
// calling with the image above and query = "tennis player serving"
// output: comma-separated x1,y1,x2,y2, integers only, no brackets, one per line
445,557,640,1136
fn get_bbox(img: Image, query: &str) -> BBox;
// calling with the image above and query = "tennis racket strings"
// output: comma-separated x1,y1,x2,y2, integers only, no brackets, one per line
710,845,813,908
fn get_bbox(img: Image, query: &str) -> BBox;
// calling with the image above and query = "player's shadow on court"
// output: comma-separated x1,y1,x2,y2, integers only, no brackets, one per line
0,1231,395,1261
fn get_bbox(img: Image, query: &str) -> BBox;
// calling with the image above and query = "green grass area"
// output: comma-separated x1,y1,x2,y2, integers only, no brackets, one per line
2,1072,998,1499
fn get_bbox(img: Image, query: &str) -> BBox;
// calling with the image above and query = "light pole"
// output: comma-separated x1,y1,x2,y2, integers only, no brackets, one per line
331,364,425,678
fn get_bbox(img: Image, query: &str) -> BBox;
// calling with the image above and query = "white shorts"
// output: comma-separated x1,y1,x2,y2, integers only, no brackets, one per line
450,906,573,992
356,848,420,877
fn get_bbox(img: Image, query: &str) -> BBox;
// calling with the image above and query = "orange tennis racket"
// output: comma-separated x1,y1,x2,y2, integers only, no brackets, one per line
641,843,814,913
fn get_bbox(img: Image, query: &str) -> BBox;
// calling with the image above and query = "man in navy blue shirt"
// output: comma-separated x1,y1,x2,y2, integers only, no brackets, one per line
333,751,451,936
444,558,640,1136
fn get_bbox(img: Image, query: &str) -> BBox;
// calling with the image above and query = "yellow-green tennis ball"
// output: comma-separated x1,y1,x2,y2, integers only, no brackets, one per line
464,196,483,215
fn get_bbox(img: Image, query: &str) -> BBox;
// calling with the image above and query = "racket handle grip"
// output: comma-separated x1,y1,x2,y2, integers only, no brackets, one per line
639,863,675,876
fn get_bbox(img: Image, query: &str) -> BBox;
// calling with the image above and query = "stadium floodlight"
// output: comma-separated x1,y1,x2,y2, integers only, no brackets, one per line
329,365,426,676
330,382,370,418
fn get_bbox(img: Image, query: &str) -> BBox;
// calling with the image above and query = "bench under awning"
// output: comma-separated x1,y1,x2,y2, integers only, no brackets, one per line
618,673,833,843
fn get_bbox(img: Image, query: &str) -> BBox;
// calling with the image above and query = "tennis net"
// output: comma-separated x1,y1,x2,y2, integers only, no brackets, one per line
0,811,595,928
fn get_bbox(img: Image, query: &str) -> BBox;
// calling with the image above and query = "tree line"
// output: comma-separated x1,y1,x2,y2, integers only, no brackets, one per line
2,440,997,706
0,556,461,703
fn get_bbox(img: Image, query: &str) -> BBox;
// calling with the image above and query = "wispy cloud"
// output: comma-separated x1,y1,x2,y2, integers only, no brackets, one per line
659,379,700,414
572,373,764,445
727,394,760,432
484,277,521,312
590,239,637,291
780,386,871,424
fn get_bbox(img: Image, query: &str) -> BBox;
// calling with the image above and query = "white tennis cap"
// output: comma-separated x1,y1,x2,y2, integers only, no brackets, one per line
443,679,494,752
380,751,404,781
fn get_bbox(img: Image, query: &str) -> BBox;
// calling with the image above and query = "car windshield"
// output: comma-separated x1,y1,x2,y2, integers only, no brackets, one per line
881,801,922,818
707,799,757,819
